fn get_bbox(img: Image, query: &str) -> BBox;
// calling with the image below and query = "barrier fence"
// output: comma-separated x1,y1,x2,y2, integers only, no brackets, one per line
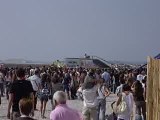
147,57,160,120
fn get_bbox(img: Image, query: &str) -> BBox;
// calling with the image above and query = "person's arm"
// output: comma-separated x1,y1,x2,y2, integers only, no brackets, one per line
30,92,34,116
104,86,110,97
28,81,35,116
116,94,122,106
131,82,136,92
130,93,134,119
37,79,42,91
7,93,13,119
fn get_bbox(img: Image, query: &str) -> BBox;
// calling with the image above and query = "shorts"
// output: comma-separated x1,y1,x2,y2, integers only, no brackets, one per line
40,94,48,102
37,92,48,102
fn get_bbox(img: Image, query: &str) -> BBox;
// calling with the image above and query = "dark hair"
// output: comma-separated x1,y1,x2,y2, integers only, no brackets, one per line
34,69,39,75
119,74,125,84
142,76,147,84
134,81,143,96
19,98,33,116
88,69,94,77
16,68,25,78
81,70,87,75
127,77,134,86
122,84,131,92
96,69,101,75
71,72,76,77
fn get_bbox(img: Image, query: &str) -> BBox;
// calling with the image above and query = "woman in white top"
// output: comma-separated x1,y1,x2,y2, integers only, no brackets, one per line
116,84,134,120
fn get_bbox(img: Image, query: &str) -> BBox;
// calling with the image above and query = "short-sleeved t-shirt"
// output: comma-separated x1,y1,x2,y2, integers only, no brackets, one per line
10,80,34,112
15,117,35,120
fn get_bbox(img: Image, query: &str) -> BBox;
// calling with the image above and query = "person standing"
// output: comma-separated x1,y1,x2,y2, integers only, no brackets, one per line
70,72,79,100
97,79,110,120
101,69,111,88
82,73,98,120
50,73,63,110
132,81,146,120
0,71,4,97
50,91,82,120
116,75,125,97
39,73,50,119
116,84,134,120
5,71,12,100
62,72,71,99
136,71,145,83
7,68,34,120
28,69,41,110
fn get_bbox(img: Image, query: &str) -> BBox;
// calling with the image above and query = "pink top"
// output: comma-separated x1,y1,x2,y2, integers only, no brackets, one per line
50,104,82,120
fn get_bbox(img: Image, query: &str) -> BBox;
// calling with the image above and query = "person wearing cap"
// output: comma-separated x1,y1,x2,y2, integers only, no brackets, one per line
50,91,82,120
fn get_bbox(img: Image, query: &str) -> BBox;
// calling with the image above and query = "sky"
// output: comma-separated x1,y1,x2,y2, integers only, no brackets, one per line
0,0,159,62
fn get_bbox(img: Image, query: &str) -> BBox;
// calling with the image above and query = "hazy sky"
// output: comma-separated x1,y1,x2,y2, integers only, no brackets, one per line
0,0,159,62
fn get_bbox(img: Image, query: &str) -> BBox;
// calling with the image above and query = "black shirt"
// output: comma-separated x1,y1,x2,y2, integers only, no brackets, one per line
10,80,34,112
16,117,35,120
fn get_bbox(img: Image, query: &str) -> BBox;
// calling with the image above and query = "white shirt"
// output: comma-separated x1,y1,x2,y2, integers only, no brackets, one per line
118,92,134,120
82,86,98,108
101,72,110,82
97,85,105,99
28,75,41,91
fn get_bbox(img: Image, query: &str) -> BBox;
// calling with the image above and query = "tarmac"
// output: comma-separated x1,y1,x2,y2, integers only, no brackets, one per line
0,94,117,120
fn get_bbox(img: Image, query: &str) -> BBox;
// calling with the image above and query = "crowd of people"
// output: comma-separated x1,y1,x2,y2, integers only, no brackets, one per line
0,65,147,120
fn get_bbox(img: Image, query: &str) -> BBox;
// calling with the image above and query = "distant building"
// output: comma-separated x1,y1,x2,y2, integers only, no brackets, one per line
64,58,96,68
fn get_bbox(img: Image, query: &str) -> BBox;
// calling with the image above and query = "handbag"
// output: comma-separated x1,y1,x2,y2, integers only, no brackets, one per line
116,94,127,114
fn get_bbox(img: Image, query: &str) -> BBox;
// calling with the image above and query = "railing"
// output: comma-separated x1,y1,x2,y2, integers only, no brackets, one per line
91,55,112,68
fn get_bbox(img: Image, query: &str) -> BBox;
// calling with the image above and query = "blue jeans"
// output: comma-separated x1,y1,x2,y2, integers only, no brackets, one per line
97,99,106,120
63,84,70,92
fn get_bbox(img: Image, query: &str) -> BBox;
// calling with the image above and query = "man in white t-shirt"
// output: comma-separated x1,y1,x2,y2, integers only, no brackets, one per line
28,69,41,110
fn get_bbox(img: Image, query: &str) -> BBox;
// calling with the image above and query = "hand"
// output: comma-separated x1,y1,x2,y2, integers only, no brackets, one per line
7,112,10,119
